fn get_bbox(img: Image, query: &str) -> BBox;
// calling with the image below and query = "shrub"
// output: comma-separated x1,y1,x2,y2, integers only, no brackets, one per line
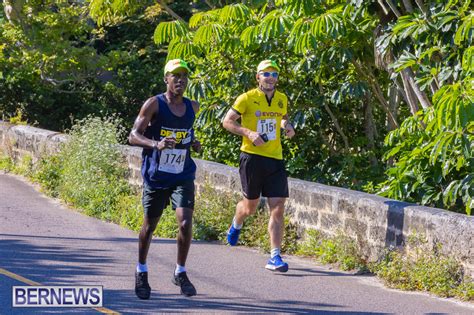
55,116,130,218
0,153,13,172
372,239,473,300
297,229,365,271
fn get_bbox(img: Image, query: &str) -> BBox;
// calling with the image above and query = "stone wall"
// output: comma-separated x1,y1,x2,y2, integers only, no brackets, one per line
1,122,473,277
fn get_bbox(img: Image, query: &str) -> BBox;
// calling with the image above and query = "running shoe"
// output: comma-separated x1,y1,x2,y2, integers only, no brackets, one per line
172,272,197,297
265,255,289,272
135,271,151,299
227,225,241,246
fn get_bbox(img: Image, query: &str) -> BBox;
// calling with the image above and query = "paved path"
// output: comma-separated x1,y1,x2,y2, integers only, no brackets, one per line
0,173,472,314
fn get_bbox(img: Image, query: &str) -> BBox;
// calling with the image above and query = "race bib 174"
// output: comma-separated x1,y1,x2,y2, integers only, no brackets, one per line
158,149,187,174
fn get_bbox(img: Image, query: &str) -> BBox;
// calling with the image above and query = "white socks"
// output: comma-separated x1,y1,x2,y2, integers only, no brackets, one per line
232,217,243,230
136,263,148,273
137,263,187,275
271,248,281,259
175,264,186,275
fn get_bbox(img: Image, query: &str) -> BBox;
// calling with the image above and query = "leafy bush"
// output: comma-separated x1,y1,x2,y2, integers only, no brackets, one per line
0,153,13,172
32,155,63,196
297,229,365,271
57,116,130,219
380,81,474,214
373,246,473,300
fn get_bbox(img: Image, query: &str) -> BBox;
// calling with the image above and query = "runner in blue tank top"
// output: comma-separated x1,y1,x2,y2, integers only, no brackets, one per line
129,59,201,299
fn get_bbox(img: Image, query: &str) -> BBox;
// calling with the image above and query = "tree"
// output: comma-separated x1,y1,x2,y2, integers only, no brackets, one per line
0,0,170,130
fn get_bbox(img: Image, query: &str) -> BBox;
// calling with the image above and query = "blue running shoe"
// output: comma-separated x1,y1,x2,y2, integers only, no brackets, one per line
265,255,289,272
227,225,241,246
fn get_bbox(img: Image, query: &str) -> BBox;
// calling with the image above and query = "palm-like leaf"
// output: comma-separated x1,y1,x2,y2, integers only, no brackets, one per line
276,0,319,16
288,18,316,53
310,8,345,39
240,25,259,47
454,11,473,45
219,4,251,24
392,14,429,40
193,23,226,46
167,37,200,60
259,9,294,41
154,20,188,45
189,9,221,29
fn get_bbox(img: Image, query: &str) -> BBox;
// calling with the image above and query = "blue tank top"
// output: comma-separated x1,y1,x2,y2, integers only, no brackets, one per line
141,93,196,189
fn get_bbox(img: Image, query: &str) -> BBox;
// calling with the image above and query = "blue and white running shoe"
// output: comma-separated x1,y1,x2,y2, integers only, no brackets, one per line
226,225,241,246
265,255,289,272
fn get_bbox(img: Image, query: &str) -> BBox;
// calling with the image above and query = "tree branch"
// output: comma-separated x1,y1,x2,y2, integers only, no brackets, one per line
385,0,402,18
352,60,399,128
204,0,215,9
401,0,414,13
377,0,390,15
318,84,349,151
404,67,432,108
156,0,184,22
414,0,428,15
400,69,420,115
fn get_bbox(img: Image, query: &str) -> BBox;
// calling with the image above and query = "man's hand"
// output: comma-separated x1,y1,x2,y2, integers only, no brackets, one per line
191,139,201,153
248,131,266,146
284,123,295,139
156,136,176,150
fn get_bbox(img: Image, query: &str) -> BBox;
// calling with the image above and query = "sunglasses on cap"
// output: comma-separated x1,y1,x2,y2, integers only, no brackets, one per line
259,71,279,78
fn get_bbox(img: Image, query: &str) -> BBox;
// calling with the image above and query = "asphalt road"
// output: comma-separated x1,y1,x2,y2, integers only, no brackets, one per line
0,173,473,314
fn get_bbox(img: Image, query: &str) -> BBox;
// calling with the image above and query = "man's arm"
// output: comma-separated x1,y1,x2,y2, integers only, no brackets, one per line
222,109,265,146
128,97,176,150
191,100,200,114
281,114,295,139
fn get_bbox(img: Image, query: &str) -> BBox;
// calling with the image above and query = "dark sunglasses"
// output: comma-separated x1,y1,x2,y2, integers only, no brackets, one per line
260,71,279,78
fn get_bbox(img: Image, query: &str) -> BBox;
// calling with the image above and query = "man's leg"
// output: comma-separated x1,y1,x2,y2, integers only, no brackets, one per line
234,197,260,225
175,207,193,267
170,179,197,297
135,215,160,300
138,216,160,264
172,206,197,297
267,197,286,250
227,197,260,246
265,197,289,272
136,184,168,300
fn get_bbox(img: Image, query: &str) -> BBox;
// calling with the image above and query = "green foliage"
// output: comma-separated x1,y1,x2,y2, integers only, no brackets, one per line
115,193,143,231
24,116,132,219
56,116,130,218
33,154,64,197
380,81,474,214
152,0,387,190
297,229,365,271
373,243,473,301
0,0,167,131
12,154,34,178
5,109,28,125
0,153,13,172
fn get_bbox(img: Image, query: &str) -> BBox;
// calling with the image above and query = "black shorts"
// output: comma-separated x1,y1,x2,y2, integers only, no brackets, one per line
239,152,289,200
142,180,195,218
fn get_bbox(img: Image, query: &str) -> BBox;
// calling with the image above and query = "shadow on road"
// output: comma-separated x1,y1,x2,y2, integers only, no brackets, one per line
0,237,115,284
281,267,349,278
104,289,391,314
